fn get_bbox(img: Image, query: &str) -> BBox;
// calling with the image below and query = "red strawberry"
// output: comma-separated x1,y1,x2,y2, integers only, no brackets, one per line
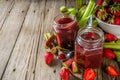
83,32,97,40
106,65,119,77
105,33,118,42
103,48,116,59
114,16,120,25
84,68,96,80
114,11,120,16
44,52,54,65
106,7,110,13
113,0,120,3
96,8,108,21
57,53,66,60
102,0,111,6
107,16,114,24
59,68,70,80
110,2,120,15
63,58,73,67
97,0,103,6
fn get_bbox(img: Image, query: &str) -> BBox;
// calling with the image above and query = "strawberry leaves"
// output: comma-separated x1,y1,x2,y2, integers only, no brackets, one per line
95,0,120,25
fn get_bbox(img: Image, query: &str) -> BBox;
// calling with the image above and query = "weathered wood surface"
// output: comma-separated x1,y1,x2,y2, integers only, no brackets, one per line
0,0,119,80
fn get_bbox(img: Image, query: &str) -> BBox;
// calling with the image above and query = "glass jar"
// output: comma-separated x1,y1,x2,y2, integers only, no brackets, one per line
74,26,104,68
53,15,79,50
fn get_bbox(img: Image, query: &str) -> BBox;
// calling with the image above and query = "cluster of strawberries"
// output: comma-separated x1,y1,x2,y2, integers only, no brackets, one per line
44,32,119,80
96,0,120,25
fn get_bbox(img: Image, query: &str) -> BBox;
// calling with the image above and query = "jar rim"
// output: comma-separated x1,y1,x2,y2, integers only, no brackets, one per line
53,14,75,25
77,27,104,43
53,14,76,29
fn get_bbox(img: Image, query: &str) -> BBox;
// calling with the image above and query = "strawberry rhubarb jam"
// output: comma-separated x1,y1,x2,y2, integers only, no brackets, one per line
53,15,79,50
74,27,104,68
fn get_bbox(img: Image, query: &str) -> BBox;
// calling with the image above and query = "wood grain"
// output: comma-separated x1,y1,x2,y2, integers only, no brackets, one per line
0,0,119,80
0,0,31,79
0,0,14,29
34,0,65,80
1,0,45,80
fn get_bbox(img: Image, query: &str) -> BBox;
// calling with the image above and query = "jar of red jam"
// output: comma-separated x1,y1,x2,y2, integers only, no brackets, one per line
53,15,79,50
74,26,104,68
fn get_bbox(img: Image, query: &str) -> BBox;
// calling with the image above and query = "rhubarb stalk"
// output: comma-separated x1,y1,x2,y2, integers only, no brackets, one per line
76,0,82,10
104,42,120,50
78,0,96,27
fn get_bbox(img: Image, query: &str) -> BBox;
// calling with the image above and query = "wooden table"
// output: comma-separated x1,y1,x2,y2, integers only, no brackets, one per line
0,0,120,80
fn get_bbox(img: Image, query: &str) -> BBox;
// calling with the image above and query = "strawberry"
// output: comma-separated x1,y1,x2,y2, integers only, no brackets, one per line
96,8,108,21
105,7,111,13
72,61,78,73
106,65,119,77
102,0,111,7
83,32,96,40
114,11,120,16
113,0,120,3
44,52,54,65
105,33,118,42
97,0,103,6
63,58,73,67
59,68,70,80
107,15,114,24
84,68,96,80
110,2,120,15
103,48,116,59
57,53,66,60
114,16,120,25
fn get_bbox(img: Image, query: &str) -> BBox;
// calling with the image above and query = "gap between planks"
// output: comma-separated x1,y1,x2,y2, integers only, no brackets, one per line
0,0,31,79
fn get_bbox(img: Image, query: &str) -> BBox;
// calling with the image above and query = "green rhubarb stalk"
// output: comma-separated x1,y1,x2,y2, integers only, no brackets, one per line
104,42,120,50
44,33,51,40
76,5,87,21
60,6,68,13
114,50,120,62
76,0,82,10
78,0,96,27
68,8,77,15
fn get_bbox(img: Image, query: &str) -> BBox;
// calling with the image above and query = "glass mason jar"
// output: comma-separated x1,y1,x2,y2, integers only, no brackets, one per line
74,26,104,68
53,15,79,50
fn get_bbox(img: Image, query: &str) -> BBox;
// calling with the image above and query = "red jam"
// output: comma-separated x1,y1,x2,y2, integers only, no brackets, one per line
74,27,104,68
53,16,79,50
